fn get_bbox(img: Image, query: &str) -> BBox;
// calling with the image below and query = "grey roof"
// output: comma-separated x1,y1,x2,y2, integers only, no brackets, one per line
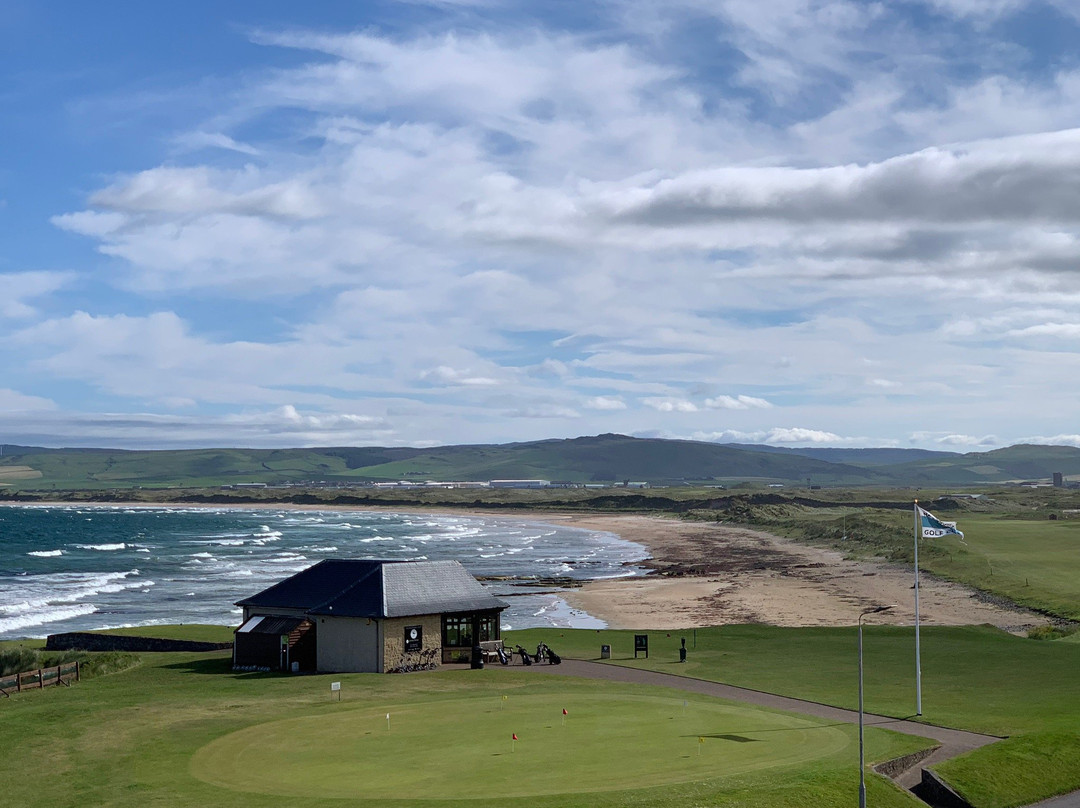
381,560,507,618
237,559,507,619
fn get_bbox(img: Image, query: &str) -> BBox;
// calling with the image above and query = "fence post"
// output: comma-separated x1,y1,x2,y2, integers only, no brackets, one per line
76,660,80,682
38,668,43,689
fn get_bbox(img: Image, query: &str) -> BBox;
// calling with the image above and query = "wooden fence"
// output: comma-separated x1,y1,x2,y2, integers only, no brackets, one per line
0,661,79,697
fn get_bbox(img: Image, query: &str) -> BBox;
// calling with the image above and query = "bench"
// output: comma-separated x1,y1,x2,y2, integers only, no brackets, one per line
479,640,506,664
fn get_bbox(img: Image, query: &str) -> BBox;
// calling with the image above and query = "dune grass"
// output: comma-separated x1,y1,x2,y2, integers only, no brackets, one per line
0,646,929,808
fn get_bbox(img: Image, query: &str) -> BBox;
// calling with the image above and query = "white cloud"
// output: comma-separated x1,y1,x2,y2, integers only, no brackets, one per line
175,131,261,156
1022,433,1080,448
420,366,500,386
704,394,772,409
0,406,391,449
583,395,627,410
18,10,1080,449
764,427,844,444
0,272,71,319
0,388,57,412
642,397,699,412
502,404,580,418
910,431,999,447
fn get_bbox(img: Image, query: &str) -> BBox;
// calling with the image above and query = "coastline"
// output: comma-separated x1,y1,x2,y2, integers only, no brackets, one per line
4,501,1048,633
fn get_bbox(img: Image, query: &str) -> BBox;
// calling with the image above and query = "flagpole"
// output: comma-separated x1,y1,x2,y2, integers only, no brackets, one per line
913,499,922,716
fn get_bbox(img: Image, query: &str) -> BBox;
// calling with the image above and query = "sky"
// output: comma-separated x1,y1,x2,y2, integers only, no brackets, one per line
3,0,1080,451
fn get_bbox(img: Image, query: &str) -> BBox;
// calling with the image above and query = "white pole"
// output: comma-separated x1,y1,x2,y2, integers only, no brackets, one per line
913,500,922,716
858,612,866,808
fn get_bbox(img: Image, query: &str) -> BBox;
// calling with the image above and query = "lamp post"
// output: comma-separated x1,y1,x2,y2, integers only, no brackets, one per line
859,605,895,808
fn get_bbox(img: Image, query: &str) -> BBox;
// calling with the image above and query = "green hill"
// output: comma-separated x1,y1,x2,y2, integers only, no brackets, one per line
0,435,1077,490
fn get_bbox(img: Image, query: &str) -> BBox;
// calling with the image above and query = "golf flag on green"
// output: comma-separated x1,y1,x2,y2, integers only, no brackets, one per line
917,506,964,540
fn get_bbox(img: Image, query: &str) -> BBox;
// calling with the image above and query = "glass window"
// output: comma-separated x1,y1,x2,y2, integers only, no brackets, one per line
442,615,472,648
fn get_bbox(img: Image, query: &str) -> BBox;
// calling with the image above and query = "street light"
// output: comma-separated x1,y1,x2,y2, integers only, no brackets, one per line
859,605,896,808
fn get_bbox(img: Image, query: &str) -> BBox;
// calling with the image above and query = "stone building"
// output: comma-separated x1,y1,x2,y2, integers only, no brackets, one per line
233,559,507,673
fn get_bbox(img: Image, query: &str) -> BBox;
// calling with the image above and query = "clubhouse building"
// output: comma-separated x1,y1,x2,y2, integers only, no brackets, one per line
233,559,508,673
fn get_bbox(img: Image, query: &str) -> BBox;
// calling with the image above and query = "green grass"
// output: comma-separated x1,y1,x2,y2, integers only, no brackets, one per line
934,731,1080,808
0,647,928,808
506,625,1080,807
84,624,235,643
917,514,1080,620
506,625,1080,736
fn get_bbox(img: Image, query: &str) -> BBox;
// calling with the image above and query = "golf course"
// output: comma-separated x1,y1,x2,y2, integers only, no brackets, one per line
0,635,931,808
3,617,1079,807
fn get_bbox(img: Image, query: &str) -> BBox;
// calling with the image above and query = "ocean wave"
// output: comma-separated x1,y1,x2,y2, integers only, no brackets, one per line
0,603,98,634
74,543,127,551
0,570,144,616
26,549,64,557
263,554,308,564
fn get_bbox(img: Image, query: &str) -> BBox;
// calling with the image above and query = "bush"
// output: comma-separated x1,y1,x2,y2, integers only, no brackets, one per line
0,647,139,678
1027,624,1080,641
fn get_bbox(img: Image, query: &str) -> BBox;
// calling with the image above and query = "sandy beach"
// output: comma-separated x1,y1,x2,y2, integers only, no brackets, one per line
18,501,1047,632
529,513,1047,633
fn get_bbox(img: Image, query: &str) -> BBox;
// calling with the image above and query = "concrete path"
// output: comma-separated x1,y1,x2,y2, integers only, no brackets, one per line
505,659,1079,806
525,659,995,789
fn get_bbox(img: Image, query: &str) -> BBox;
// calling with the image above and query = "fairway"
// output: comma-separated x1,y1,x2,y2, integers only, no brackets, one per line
191,692,851,799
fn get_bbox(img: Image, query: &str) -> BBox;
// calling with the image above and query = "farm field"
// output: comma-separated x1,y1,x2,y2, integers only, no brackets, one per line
0,641,929,808
506,625,1080,807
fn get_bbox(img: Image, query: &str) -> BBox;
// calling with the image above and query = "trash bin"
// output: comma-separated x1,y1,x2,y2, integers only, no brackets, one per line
471,645,484,669
600,644,611,659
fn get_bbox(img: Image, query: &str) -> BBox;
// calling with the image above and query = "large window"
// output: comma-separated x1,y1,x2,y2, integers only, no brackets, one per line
478,614,498,643
442,615,473,648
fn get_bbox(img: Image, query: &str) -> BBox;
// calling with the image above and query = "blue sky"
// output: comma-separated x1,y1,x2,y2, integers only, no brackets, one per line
3,0,1080,450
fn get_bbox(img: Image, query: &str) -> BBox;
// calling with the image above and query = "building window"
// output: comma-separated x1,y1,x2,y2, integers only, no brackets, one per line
478,614,498,643
442,615,472,648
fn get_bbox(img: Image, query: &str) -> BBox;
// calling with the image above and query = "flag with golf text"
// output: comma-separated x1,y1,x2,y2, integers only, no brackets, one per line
918,506,964,540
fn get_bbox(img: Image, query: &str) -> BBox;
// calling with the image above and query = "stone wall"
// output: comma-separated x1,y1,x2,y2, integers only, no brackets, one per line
381,614,442,671
46,632,232,653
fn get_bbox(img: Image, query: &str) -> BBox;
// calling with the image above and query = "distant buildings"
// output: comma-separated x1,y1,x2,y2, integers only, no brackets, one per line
489,479,550,489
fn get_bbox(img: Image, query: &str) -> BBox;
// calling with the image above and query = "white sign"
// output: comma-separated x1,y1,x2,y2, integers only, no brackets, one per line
330,682,341,692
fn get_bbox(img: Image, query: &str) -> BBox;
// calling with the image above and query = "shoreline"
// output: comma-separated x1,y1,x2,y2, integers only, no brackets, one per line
2,501,1048,633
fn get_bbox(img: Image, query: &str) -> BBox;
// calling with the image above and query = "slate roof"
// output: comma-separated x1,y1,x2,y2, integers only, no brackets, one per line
236,559,507,619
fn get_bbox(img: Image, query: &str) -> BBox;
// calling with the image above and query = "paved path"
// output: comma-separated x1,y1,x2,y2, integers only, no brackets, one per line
504,659,1080,806
524,659,996,790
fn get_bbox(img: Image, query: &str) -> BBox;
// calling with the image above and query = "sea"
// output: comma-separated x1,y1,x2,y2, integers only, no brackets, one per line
0,504,650,640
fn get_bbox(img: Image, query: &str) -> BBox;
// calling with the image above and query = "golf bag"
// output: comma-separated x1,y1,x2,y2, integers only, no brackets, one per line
516,645,533,666
546,648,562,665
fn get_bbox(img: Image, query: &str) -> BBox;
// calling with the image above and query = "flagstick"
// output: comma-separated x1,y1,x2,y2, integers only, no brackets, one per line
913,500,922,716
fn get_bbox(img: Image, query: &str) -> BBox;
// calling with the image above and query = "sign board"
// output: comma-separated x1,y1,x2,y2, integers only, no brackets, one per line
330,682,341,692
634,634,649,658
404,625,423,652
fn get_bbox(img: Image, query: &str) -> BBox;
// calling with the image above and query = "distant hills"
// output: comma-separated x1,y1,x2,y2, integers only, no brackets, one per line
0,434,1078,490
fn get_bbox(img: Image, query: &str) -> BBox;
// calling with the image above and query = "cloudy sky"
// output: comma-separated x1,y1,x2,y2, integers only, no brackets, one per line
3,1,1080,450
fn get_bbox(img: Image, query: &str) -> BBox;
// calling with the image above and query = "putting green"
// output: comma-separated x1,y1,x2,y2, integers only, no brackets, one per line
191,692,852,799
